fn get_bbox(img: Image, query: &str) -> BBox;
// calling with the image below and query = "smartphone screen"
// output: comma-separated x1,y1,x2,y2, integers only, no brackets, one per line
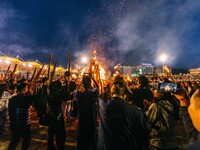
158,83,178,93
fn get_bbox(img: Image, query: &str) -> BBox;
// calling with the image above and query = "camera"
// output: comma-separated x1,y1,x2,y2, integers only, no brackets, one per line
158,82,180,93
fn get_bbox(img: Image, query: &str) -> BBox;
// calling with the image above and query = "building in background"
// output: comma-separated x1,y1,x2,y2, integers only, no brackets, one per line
118,63,154,76
189,67,200,75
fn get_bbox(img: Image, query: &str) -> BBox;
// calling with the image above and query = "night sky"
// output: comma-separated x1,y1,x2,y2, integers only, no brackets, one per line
0,0,200,69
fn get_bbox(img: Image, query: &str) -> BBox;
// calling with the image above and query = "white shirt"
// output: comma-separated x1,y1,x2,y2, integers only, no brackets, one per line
0,91,16,111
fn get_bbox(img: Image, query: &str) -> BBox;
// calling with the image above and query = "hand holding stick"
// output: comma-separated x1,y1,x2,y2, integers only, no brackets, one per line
163,65,175,82
34,64,44,81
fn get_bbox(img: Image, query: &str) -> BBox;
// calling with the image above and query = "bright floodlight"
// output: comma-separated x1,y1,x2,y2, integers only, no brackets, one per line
28,64,32,68
5,60,10,64
82,57,87,64
160,54,167,62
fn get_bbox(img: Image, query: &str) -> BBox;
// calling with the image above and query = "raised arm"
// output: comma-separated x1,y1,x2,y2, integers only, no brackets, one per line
188,89,200,132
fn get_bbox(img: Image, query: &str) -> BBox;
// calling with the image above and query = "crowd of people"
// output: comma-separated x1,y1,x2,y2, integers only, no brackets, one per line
0,71,200,150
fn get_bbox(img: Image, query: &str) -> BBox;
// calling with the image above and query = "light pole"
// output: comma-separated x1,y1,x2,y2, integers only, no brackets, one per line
159,54,167,75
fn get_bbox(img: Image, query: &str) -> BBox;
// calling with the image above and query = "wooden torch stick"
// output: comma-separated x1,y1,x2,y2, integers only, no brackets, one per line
30,68,37,82
34,64,44,81
3,64,11,81
50,61,57,83
9,64,18,79
47,53,52,79
68,52,71,77
26,71,30,80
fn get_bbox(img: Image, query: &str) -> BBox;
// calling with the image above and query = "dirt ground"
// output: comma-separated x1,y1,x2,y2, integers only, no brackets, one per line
0,109,77,150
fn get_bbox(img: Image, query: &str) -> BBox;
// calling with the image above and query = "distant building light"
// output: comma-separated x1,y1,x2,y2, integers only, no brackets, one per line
139,69,142,74
28,64,32,68
23,63,26,66
131,73,137,77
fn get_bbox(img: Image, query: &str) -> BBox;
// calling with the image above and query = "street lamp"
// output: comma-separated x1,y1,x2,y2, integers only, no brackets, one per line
81,57,88,64
159,54,167,74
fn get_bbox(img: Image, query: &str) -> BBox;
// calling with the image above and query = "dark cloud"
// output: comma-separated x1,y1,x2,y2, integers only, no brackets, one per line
0,0,200,69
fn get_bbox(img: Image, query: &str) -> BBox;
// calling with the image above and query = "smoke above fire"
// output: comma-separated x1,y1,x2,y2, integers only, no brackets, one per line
0,0,200,69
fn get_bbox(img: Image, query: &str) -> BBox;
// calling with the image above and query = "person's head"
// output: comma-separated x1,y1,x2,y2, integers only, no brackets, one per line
49,80,62,96
162,78,171,83
9,79,17,85
138,76,149,87
110,75,126,99
17,78,28,84
82,76,91,90
186,81,192,87
42,77,49,85
9,82,17,92
17,83,28,94
153,88,172,102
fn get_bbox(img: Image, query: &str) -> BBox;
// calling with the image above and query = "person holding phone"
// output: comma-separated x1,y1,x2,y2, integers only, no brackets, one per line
146,89,180,150
174,87,200,144
173,85,200,150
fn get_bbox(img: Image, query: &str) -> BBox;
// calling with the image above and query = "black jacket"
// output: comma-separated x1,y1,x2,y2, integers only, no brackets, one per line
98,97,151,150
8,94,35,128
146,99,179,149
